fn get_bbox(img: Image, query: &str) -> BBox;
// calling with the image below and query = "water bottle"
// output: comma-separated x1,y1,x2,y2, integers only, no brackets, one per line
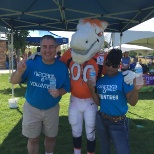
135,62,143,85
89,67,96,86
50,74,56,89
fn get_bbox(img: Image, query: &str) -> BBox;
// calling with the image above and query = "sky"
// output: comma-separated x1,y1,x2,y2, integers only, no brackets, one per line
129,17,154,32
51,17,154,44
50,31,74,44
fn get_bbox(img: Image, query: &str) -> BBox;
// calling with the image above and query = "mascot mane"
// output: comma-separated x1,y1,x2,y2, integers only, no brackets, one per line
82,18,105,29
70,18,108,64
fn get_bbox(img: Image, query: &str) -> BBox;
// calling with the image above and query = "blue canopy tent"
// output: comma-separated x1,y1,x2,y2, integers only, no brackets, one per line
0,0,153,33
0,0,153,101
26,30,69,46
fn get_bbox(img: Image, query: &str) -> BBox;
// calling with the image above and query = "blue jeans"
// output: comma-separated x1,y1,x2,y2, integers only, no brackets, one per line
96,111,130,154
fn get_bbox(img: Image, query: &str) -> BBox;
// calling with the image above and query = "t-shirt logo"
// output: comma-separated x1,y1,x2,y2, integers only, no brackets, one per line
97,56,104,65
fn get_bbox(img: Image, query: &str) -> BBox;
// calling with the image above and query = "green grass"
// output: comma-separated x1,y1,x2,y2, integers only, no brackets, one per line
0,74,154,154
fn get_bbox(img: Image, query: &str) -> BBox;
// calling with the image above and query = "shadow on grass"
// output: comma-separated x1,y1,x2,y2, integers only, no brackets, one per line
1,87,154,101
129,118,154,154
0,86,26,98
0,115,85,154
138,91,154,100
0,116,154,154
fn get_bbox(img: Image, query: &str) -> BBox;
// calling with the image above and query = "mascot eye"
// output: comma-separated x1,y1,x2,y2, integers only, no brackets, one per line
97,32,103,37
86,40,88,43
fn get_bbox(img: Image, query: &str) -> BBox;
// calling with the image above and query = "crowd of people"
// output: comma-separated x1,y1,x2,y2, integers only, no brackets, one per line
120,51,154,75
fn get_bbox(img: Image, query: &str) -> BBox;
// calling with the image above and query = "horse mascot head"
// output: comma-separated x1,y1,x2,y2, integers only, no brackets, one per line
70,18,108,64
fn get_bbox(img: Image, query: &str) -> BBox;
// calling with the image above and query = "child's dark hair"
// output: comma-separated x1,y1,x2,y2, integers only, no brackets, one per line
106,48,122,65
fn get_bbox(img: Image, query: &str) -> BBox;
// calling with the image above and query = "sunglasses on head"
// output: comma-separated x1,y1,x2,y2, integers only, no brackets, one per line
105,61,119,68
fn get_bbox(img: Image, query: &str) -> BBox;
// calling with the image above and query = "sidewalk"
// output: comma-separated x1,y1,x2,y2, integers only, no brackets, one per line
0,69,15,74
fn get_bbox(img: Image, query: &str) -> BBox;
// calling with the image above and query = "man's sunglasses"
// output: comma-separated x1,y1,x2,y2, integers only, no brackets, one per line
105,61,119,68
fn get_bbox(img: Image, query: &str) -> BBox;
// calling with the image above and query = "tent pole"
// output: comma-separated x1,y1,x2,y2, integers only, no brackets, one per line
8,36,11,75
111,33,115,47
11,30,14,98
120,32,123,50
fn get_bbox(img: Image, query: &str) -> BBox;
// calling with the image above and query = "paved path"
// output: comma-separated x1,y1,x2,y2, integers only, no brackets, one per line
0,69,15,74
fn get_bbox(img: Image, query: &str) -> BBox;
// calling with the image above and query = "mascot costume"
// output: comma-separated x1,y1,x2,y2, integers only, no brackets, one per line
30,18,135,154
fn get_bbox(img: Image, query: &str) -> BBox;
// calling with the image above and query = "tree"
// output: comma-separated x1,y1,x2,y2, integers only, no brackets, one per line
7,30,29,62
129,51,137,57
138,53,142,56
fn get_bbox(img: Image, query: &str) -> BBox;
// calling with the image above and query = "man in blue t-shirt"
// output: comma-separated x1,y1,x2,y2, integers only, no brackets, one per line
10,35,70,154
87,49,144,154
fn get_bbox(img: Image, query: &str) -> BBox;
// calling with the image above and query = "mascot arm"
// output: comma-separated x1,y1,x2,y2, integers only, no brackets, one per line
60,49,71,64
122,70,135,85
28,52,41,60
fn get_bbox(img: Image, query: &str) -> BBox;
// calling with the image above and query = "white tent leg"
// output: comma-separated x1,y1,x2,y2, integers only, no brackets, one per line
120,33,123,50
111,33,115,47
8,31,18,109
11,32,14,98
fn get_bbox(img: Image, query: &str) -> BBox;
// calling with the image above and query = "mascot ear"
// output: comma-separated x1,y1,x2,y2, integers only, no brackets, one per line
77,18,85,29
101,21,108,30
79,18,84,24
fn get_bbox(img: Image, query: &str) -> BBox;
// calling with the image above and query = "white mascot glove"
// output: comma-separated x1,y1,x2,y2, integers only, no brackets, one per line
28,52,41,60
122,70,135,85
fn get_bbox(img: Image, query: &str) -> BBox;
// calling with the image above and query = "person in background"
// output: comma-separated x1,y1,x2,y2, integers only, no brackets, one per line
55,51,61,60
147,58,153,67
13,55,17,69
121,51,131,71
129,58,137,72
6,54,9,69
28,50,32,57
148,62,154,75
36,46,41,52
87,49,144,154
139,59,142,65
138,59,149,74
132,55,138,63
10,35,70,154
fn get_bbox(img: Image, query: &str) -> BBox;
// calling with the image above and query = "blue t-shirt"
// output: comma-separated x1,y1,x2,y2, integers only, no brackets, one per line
122,57,131,65
130,62,136,71
96,72,134,116
21,56,70,110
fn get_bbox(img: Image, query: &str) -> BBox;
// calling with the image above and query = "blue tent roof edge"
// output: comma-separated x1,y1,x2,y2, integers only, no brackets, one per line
26,30,69,45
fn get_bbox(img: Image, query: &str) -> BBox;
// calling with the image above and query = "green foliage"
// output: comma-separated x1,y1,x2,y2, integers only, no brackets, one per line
0,74,154,154
129,51,137,57
7,30,29,54
138,53,142,56
26,46,37,54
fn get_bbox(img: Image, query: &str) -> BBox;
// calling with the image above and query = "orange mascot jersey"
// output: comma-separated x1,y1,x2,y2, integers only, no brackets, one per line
60,49,107,99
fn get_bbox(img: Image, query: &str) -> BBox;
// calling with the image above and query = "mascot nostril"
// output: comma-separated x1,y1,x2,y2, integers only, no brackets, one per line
86,40,88,43
97,39,99,42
